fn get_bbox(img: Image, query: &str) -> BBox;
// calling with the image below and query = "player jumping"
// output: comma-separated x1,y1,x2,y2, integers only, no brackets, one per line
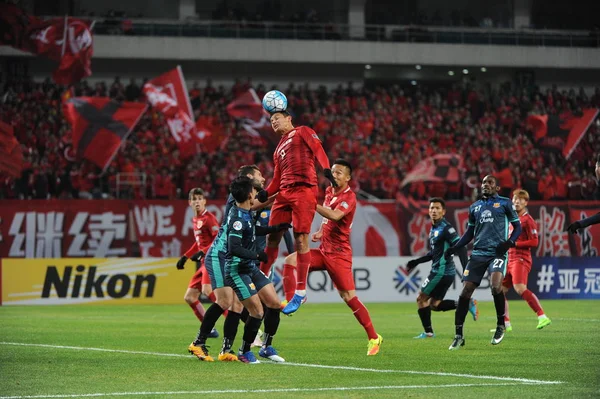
177,188,220,339
225,176,291,363
445,175,522,349
405,197,478,339
499,189,550,331
257,110,336,315
281,160,383,355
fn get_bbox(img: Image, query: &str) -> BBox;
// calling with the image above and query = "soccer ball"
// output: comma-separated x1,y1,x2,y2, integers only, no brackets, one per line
262,90,288,113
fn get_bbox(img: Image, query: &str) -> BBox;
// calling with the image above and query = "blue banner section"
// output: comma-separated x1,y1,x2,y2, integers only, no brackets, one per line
507,257,600,300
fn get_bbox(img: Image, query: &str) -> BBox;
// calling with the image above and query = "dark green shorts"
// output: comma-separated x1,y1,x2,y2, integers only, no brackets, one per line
421,272,454,300
225,266,271,301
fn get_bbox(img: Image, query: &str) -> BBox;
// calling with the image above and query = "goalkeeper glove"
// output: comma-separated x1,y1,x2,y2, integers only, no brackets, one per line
257,189,269,203
323,169,338,188
190,250,205,262
176,256,187,270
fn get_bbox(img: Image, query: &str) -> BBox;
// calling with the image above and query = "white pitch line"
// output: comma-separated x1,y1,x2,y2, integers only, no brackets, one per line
0,383,553,399
0,341,563,386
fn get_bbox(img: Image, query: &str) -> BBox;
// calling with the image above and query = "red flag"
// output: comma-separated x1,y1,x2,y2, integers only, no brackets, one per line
143,66,193,118
0,120,23,178
527,110,599,158
562,109,599,159
195,119,227,153
0,4,93,85
63,97,147,171
226,89,265,121
226,89,278,147
526,114,548,140
401,154,464,188
144,67,203,158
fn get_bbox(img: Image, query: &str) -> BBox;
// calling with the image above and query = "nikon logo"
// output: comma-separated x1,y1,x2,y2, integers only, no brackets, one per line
41,265,156,299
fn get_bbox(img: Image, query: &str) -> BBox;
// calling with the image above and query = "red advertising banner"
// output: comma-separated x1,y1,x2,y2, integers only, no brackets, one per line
0,200,598,258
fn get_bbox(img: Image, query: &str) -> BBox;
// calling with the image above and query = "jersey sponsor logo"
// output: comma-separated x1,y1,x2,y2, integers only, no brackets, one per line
233,221,243,231
341,201,349,209
480,210,494,223
493,203,500,208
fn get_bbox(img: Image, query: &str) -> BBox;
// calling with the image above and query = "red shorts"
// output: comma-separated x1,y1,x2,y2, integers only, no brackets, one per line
270,185,317,234
308,248,354,291
502,257,532,288
188,263,211,289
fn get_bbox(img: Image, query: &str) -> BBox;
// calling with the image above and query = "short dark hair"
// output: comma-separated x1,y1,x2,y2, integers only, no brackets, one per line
229,176,256,203
237,164,259,177
270,110,291,118
188,188,205,200
483,175,498,185
429,197,446,209
333,159,353,176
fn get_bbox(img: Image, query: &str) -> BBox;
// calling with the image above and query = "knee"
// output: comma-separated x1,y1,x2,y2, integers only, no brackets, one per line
491,285,503,295
231,301,243,313
216,297,232,310
460,286,475,298
183,293,195,304
339,290,355,303
201,286,212,298
429,301,440,311
514,285,526,296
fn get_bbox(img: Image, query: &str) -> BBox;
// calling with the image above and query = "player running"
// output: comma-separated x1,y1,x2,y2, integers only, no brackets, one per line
405,197,478,339
188,165,266,362
257,110,336,315
281,160,383,355
177,188,220,338
499,189,550,331
445,175,522,349
225,176,290,363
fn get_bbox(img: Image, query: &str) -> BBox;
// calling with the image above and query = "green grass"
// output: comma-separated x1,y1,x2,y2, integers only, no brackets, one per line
1,300,599,398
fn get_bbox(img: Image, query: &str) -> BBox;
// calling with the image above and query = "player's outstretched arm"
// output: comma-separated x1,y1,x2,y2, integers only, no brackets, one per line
567,212,600,234
445,225,474,258
316,204,345,221
456,247,468,273
406,253,433,273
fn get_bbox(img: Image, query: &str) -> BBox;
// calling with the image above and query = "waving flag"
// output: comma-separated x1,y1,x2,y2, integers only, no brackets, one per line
226,88,279,147
144,66,203,158
0,4,93,85
527,109,599,159
63,97,147,171
401,154,464,188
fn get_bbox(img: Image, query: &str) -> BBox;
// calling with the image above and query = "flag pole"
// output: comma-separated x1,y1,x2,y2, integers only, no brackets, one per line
61,15,68,57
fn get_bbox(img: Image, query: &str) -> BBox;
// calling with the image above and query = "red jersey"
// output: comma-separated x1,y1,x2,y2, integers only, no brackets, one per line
509,212,539,261
266,126,330,195
184,210,219,257
320,186,357,257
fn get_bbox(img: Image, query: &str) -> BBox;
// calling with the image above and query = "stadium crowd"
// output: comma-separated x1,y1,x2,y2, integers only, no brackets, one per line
0,76,599,201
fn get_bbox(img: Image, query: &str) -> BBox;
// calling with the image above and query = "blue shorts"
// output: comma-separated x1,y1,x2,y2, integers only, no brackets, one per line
463,255,507,286
225,266,272,301
204,246,226,290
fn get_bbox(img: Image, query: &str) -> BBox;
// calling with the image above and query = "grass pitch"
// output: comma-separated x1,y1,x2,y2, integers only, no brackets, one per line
1,300,599,398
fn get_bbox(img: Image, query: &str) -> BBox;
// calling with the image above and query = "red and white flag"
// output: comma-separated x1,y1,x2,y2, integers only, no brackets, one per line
226,88,278,147
144,66,201,158
0,4,93,85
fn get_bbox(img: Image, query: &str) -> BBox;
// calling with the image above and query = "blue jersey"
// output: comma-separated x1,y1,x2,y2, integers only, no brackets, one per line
468,194,519,257
429,219,460,276
225,205,259,274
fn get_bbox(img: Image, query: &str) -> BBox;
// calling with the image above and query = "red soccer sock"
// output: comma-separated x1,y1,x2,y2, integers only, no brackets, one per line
296,252,311,291
189,300,205,322
521,289,544,316
208,292,217,303
504,295,510,323
260,246,279,275
282,264,297,301
348,296,378,340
